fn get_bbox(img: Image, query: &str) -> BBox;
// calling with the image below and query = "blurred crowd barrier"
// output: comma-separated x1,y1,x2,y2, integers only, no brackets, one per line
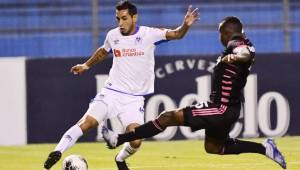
0,53,299,145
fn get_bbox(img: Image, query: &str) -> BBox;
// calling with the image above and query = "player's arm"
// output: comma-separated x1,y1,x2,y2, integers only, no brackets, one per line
70,48,108,75
222,46,252,63
166,5,199,40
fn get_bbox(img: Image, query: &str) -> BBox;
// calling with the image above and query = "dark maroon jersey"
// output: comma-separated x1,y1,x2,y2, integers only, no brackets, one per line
210,35,255,106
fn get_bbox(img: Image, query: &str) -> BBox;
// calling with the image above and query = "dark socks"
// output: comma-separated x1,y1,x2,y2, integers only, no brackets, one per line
223,138,265,155
117,120,164,146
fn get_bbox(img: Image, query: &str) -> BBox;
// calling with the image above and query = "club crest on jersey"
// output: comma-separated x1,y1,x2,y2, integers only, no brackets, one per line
135,36,142,44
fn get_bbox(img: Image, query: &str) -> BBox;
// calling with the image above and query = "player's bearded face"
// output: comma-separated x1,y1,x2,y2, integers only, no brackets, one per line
116,9,137,35
218,22,228,46
219,32,228,47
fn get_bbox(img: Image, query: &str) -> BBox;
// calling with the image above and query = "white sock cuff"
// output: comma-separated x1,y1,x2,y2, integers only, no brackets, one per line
115,142,139,162
126,142,139,152
72,124,84,137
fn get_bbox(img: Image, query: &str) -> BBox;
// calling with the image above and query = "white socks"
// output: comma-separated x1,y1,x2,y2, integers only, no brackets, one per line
115,142,139,162
54,124,139,162
54,125,83,153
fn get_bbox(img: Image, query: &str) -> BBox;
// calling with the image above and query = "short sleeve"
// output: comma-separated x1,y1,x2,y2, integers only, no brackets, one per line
100,32,112,52
148,27,169,43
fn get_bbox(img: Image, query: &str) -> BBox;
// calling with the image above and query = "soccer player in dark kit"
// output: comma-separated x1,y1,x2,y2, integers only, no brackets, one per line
102,16,287,169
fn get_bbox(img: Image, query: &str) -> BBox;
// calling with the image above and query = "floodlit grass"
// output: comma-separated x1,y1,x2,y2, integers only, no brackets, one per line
0,137,299,170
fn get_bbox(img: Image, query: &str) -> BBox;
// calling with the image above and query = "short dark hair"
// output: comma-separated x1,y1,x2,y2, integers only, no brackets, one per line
219,16,243,33
116,0,137,16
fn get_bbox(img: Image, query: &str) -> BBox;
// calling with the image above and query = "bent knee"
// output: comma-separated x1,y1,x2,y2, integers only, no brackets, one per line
204,143,223,154
158,109,184,127
129,139,142,148
158,110,176,122
78,115,98,133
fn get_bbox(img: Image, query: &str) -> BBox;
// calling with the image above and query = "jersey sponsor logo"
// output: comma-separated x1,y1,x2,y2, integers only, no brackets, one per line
113,49,121,57
113,48,145,57
231,40,245,48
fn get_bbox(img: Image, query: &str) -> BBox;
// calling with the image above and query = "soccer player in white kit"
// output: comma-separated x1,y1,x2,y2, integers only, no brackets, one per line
43,1,199,169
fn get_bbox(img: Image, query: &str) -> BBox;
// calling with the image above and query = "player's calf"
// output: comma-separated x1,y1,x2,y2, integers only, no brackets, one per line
129,139,142,148
156,109,184,127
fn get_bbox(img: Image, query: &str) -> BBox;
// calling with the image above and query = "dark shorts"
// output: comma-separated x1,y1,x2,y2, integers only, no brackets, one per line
183,101,241,140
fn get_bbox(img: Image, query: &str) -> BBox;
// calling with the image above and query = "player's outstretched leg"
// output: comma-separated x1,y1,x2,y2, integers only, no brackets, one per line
102,118,166,149
264,138,287,169
102,110,183,148
43,116,97,169
43,151,62,169
43,124,83,169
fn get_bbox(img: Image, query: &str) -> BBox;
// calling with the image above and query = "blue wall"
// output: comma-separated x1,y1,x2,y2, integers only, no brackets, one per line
0,1,299,57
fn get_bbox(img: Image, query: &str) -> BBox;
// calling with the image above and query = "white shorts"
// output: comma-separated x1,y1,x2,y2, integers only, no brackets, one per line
86,88,145,129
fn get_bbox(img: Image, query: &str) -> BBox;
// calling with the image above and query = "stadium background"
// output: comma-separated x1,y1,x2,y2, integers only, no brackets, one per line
0,0,299,147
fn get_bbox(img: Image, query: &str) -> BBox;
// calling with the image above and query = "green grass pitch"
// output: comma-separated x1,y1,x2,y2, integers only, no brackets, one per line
0,137,299,170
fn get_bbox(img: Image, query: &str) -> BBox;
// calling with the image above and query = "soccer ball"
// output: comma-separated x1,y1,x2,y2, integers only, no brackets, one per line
62,154,88,170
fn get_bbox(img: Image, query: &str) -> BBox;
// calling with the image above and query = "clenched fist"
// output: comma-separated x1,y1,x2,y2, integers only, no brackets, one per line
70,63,90,75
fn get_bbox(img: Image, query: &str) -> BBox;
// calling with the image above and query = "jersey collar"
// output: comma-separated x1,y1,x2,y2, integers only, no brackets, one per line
119,25,140,36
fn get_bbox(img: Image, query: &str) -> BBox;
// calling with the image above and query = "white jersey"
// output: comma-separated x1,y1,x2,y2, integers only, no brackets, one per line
101,26,168,96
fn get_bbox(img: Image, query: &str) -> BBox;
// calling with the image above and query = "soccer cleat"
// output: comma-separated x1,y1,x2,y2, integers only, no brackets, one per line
43,151,62,169
115,156,130,170
102,126,118,149
264,138,287,169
